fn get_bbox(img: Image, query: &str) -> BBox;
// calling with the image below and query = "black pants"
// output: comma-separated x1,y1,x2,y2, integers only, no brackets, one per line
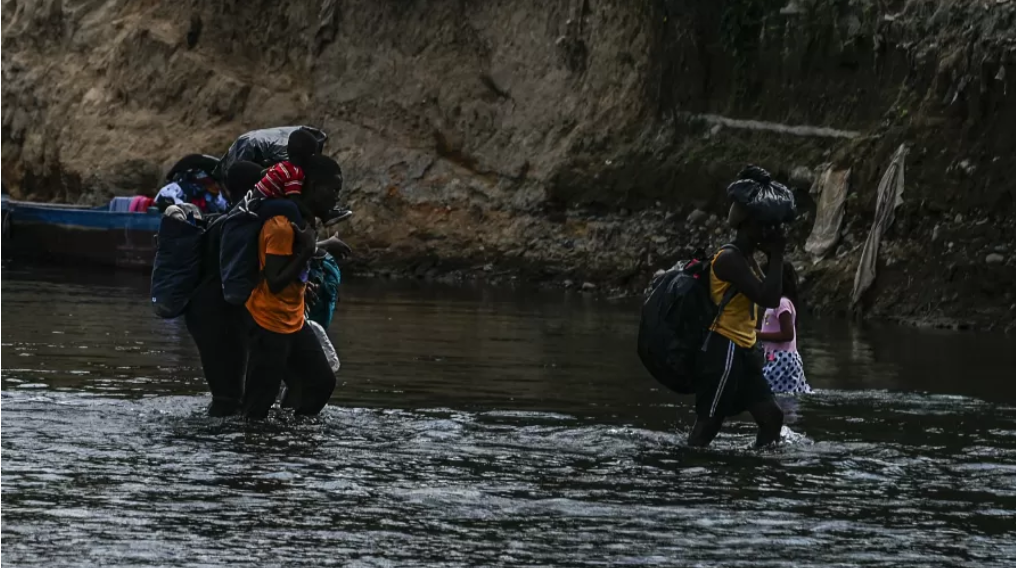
184,278,248,416
694,334,772,419
243,319,336,420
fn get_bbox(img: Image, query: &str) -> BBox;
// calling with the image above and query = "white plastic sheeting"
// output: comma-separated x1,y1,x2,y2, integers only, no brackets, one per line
805,166,852,259
852,144,907,308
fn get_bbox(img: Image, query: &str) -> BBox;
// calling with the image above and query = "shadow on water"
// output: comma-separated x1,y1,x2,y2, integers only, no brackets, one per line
3,264,1016,567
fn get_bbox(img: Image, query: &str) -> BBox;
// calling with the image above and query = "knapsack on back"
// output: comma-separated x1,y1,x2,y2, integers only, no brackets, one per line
636,246,738,394
306,253,341,329
218,196,304,305
150,216,206,318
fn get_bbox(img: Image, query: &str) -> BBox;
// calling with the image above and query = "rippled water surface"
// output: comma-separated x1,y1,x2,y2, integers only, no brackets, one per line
3,265,1016,567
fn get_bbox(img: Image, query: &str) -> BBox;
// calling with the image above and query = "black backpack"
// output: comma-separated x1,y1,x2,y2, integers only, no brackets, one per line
150,216,207,318
637,245,738,394
218,196,303,305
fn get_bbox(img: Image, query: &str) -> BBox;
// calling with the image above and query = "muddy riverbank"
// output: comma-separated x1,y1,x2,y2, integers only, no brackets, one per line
3,0,1015,329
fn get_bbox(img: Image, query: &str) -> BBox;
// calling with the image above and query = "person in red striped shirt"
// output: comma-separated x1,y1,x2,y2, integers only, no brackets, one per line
255,159,307,199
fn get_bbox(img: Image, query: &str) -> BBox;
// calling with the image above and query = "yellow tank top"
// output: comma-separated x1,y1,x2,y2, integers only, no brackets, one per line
709,248,759,348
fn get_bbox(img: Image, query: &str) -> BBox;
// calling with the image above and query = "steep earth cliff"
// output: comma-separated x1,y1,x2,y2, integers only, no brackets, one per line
3,0,1015,329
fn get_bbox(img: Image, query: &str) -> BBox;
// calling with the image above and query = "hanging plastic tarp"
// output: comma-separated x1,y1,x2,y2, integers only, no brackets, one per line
852,144,907,308
805,167,851,259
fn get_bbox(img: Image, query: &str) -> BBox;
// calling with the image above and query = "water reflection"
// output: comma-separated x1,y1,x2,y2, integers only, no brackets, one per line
3,265,1016,567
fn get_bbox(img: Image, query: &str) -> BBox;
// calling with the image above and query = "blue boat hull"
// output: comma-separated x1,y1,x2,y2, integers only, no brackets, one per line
3,200,161,269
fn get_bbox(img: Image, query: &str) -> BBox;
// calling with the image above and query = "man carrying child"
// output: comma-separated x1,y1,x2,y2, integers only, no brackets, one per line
241,155,347,419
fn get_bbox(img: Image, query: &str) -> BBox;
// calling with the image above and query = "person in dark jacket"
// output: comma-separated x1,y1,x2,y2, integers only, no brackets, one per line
183,161,264,416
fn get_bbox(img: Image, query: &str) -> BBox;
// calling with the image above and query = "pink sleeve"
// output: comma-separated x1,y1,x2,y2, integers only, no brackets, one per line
777,297,795,318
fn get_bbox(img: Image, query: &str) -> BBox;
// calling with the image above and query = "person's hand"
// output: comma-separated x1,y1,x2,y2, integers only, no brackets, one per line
318,235,352,258
759,227,786,256
292,222,317,254
306,281,320,304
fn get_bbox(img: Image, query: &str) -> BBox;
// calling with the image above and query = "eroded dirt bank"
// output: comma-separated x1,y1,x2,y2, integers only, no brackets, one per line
3,0,1014,329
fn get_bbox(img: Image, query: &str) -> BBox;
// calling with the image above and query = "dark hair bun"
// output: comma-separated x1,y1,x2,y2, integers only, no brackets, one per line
738,165,771,185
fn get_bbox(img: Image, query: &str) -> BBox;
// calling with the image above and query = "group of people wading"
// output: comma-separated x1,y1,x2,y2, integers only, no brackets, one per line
160,127,809,448
155,127,351,419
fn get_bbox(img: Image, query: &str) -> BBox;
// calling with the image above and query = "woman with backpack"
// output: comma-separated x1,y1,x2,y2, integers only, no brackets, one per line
687,167,793,448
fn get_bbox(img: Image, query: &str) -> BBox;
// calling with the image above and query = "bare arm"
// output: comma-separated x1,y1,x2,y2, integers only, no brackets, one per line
712,249,784,309
263,252,312,294
262,223,315,294
757,310,795,342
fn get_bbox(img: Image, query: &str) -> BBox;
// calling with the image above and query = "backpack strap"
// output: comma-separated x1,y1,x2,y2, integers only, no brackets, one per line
701,244,740,352
714,286,740,318
717,243,741,257
717,242,759,320
701,286,739,352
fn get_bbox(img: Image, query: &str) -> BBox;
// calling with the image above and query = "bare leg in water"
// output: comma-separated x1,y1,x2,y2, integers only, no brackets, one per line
748,397,784,447
688,398,783,448
687,416,724,447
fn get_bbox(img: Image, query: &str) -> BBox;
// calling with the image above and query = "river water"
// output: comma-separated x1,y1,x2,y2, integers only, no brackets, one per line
2,265,1016,567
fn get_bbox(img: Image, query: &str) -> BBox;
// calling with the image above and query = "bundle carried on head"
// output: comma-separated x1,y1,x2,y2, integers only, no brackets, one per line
726,165,797,225
213,126,328,192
